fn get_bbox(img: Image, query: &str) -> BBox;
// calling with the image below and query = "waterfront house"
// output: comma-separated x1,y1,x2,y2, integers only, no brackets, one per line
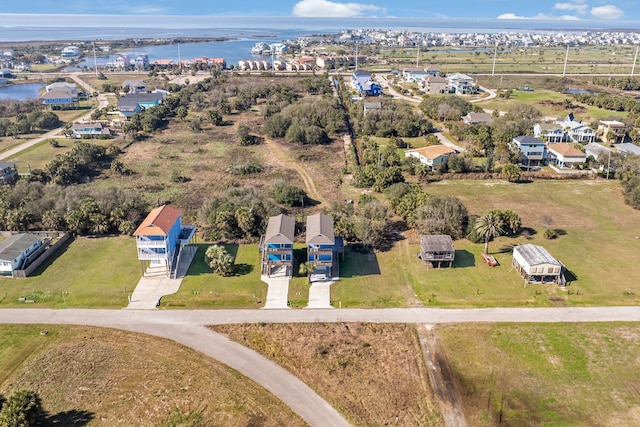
511,136,546,165
419,235,455,268
260,214,295,277
405,145,455,170
133,205,196,278
134,54,149,70
512,244,565,284
0,162,18,185
41,91,76,108
0,233,43,277
306,213,343,278
115,54,131,69
547,143,587,168
61,46,80,58
46,82,77,96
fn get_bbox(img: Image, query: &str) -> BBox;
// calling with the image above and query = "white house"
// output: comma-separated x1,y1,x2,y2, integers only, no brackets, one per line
511,135,546,165
447,73,475,94
405,145,455,169
61,46,80,58
547,143,587,168
46,82,77,96
534,114,595,143
0,233,43,277
512,244,564,284
584,142,612,161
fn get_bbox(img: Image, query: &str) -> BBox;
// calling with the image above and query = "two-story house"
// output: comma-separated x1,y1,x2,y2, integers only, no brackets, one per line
547,143,587,168
117,93,164,119
351,70,372,89
511,135,546,165
260,214,295,277
69,122,111,139
419,75,448,94
0,233,43,277
598,120,626,144
402,67,428,83
447,72,475,94
306,213,343,278
133,205,196,277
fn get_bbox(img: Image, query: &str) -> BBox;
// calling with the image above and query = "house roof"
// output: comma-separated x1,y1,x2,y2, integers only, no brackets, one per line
306,213,334,245
618,143,640,156
353,70,371,77
420,235,454,253
537,122,562,131
133,205,182,237
463,112,493,124
424,75,448,83
0,161,16,170
0,233,40,262
70,122,105,131
363,101,382,110
513,135,544,145
407,145,455,159
264,214,295,244
514,244,561,267
117,93,163,109
548,143,586,158
584,142,612,155
41,91,75,100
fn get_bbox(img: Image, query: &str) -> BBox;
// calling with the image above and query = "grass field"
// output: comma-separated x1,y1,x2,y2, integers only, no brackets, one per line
438,323,640,426
0,325,304,426
0,236,140,308
8,137,114,172
213,323,441,426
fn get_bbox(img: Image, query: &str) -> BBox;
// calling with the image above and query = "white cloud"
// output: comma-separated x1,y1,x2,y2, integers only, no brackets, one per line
497,12,580,20
590,5,624,19
292,0,382,18
554,1,588,15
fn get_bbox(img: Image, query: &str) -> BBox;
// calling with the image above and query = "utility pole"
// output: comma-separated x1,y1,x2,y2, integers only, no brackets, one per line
631,45,639,76
562,44,569,76
93,42,98,76
355,42,359,71
416,44,420,68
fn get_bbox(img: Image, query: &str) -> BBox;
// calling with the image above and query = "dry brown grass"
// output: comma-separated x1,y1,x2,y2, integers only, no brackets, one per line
1,325,305,427
212,323,442,426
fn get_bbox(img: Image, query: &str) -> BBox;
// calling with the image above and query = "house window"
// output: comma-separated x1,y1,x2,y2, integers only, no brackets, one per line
547,267,554,274
531,267,537,273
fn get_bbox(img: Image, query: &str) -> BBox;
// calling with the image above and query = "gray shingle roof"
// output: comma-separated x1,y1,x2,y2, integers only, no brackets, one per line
264,214,295,244
306,213,334,245
420,235,454,253
0,233,40,262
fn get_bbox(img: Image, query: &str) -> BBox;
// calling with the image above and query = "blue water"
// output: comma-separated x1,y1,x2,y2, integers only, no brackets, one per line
0,83,45,101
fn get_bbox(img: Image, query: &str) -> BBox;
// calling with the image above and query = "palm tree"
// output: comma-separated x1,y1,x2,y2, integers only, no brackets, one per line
474,212,504,255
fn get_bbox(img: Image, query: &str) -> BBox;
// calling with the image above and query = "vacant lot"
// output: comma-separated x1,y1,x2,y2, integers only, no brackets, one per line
213,323,441,426
438,323,640,426
0,324,304,426
0,236,139,308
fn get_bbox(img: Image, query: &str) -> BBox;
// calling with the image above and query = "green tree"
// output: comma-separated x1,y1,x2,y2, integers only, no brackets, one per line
0,389,42,427
501,163,522,182
474,212,504,255
205,244,235,276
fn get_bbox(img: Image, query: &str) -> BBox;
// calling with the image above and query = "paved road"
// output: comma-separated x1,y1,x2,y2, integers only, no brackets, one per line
1,306,639,426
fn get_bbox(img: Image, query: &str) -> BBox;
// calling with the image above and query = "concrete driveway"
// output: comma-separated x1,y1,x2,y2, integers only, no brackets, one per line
261,274,290,309
306,277,335,309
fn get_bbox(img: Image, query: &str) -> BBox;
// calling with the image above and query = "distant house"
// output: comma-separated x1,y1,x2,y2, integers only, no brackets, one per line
584,142,612,161
358,80,382,97
512,244,564,284
424,65,441,76
0,233,43,277
133,205,196,278
547,143,587,168
134,54,149,70
306,213,343,278
419,235,455,268
402,67,428,82
617,143,640,156
420,75,448,94
260,214,295,277
535,114,595,143
405,145,456,169
41,91,76,107
598,120,626,144
362,101,382,115
447,72,475,94
122,79,147,94
462,112,493,125
69,122,111,139
0,161,18,185
534,122,565,143
115,54,131,69
117,93,164,118
351,70,372,89
46,82,77,96
61,46,80,58
511,136,546,165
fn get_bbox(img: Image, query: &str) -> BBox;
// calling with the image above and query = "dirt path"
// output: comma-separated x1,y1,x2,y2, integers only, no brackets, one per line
418,324,468,427
263,138,326,205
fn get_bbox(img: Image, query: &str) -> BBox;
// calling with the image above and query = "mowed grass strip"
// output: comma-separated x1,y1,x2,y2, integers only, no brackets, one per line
438,323,640,426
213,323,442,426
0,325,305,426
0,236,140,308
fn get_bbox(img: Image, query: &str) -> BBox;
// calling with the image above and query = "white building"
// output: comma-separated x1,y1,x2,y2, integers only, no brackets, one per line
0,234,43,277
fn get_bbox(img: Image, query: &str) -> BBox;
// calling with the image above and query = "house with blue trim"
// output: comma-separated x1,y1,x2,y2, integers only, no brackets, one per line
358,80,382,97
306,213,343,279
117,93,164,119
133,205,196,278
260,214,295,277
351,70,372,89
511,135,546,165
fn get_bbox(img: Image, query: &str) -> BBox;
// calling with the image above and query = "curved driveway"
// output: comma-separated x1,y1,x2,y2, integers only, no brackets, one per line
1,307,639,426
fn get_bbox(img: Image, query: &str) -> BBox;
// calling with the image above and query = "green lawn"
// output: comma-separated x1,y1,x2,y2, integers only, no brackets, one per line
160,243,267,308
8,138,114,172
0,236,139,308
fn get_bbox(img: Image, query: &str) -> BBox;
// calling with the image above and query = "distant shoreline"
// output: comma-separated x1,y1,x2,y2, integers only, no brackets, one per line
0,36,237,48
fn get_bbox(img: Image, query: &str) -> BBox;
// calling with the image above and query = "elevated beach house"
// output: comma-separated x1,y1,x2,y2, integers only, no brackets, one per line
0,233,43,277
260,214,295,277
512,244,565,284
306,213,343,278
133,205,196,278
419,234,455,268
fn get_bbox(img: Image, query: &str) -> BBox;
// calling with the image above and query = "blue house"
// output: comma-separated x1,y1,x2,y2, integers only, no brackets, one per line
351,70,372,89
41,91,76,107
133,205,196,278
358,80,382,97
306,213,343,279
260,214,295,277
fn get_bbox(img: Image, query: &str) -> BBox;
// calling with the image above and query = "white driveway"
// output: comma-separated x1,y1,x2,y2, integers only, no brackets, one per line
261,275,290,309
126,246,197,309
306,278,335,309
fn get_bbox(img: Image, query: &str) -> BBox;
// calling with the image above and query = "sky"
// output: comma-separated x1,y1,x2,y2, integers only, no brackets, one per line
0,0,638,25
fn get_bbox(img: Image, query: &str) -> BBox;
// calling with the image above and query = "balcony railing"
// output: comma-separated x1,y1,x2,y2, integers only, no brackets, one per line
136,239,167,248
137,251,169,260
